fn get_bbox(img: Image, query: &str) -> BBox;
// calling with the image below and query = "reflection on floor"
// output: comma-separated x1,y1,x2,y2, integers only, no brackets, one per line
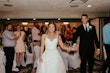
12,60,103,73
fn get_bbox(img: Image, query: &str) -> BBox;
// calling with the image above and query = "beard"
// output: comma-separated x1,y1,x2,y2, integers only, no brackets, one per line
8,29,12,31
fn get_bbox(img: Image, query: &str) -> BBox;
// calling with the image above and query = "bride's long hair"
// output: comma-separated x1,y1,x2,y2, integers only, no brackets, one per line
47,22,57,33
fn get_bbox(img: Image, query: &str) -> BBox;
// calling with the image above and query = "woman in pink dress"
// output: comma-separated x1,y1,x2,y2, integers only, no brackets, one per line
14,25,26,69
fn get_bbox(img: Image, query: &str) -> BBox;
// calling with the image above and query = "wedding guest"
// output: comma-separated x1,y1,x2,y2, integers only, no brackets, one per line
32,22,41,42
65,24,72,41
14,25,26,69
2,23,19,73
70,27,77,54
40,25,47,35
102,18,110,73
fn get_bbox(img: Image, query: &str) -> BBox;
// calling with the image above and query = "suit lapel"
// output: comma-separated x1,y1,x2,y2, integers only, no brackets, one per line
81,25,87,32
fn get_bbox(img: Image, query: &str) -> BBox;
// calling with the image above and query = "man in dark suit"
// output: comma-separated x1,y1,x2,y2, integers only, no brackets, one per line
72,14,100,73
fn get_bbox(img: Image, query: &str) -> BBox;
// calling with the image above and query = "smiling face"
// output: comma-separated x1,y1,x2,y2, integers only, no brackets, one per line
48,23,56,33
16,25,21,31
7,24,13,31
81,14,89,24
81,16,89,24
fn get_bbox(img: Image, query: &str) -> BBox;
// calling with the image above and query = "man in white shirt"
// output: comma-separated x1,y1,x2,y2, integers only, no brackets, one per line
32,21,41,52
32,22,41,42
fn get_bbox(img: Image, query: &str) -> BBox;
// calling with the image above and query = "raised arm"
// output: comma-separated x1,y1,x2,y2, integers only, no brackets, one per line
4,31,19,40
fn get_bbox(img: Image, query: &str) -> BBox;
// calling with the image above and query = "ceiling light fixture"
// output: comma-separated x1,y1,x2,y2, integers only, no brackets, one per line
70,0,88,7
45,22,49,25
22,22,28,25
87,5,92,7
33,18,36,20
63,22,69,25
7,18,10,20
58,18,61,20
70,0,88,3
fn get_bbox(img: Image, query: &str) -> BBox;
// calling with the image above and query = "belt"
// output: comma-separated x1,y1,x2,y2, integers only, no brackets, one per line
33,40,40,42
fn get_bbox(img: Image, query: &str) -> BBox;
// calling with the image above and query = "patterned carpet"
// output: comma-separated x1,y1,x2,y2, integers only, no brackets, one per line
12,60,103,73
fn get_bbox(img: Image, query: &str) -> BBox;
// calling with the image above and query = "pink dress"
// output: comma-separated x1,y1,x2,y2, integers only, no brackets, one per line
14,31,26,53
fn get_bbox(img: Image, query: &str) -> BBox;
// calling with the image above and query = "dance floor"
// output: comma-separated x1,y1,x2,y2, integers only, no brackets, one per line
12,60,103,73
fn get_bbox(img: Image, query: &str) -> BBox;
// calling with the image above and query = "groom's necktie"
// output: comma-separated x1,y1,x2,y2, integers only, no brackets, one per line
84,24,87,32
85,25,88,32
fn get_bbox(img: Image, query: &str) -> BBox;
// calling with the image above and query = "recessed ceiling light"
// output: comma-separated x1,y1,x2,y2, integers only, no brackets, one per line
7,18,10,20
45,22,49,25
87,5,92,8
33,18,36,20
58,18,61,20
22,22,28,25
63,22,69,25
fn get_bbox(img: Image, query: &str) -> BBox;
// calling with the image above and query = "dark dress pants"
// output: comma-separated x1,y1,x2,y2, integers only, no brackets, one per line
3,47,15,73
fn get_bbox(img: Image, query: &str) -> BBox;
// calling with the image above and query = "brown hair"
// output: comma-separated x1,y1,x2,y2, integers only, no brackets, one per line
48,22,57,31
34,21,38,26
81,14,88,18
16,24,21,27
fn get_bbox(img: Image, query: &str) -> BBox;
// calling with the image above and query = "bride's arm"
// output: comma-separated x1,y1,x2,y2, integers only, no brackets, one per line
39,34,45,62
58,35,72,52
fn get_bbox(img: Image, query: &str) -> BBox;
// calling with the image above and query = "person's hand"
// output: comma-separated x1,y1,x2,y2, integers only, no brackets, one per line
68,45,78,53
39,57,43,63
72,45,78,51
38,33,41,36
96,49,100,56
67,47,71,52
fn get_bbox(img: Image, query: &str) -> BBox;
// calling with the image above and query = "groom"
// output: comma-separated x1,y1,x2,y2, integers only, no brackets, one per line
72,14,100,73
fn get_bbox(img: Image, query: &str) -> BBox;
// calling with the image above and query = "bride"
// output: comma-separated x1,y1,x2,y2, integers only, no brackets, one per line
36,23,77,73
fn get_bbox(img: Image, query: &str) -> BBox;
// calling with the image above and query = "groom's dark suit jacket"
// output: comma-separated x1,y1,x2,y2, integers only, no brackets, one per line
72,24,100,56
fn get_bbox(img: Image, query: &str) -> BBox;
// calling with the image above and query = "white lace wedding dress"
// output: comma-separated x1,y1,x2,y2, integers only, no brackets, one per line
36,36,66,73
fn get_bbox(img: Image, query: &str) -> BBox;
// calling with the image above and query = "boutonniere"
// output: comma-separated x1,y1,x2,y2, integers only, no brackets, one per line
89,26,92,30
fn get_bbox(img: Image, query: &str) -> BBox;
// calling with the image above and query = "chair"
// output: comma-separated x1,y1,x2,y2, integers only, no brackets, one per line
57,46,81,71
0,49,6,73
12,53,26,71
25,43,34,66
12,54,19,72
103,45,108,73
68,51,81,69
103,45,107,60
33,45,40,68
